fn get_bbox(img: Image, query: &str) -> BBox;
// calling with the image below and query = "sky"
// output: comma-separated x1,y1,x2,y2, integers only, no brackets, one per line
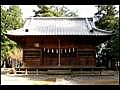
19,5,98,18
19,5,99,18
4,5,119,19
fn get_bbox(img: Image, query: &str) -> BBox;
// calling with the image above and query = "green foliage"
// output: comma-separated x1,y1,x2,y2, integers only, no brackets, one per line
1,5,24,61
33,5,78,17
95,5,119,68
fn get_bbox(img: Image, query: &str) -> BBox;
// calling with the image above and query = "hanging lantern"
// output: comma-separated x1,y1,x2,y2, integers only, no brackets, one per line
47,49,49,53
65,49,67,53
44,48,45,52
52,49,54,53
73,48,75,52
56,49,58,54
69,48,71,53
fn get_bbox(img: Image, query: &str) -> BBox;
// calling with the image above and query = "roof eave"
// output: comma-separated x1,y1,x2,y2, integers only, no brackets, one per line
92,27,112,35
89,18,113,35
25,17,93,20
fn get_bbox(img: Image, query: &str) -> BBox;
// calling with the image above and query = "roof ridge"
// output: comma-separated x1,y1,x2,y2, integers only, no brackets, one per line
85,18,92,31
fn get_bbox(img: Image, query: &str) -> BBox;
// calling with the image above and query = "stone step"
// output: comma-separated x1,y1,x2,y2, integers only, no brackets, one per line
47,70,71,75
16,71,26,74
27,71,48,74
72,71,101,74
71,71,114,76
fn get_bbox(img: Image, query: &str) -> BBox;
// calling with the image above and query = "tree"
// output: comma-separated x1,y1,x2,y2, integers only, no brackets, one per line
95,5,118,30
95,5,119,69
1,5,24,67
33,5,78,17
8,47,23,67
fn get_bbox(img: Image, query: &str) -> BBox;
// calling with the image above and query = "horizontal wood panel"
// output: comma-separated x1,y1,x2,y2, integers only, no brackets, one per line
23,42,96,49
22,45,96,67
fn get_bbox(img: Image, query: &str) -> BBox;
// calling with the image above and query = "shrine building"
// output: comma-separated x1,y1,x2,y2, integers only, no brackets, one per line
6,17,112,68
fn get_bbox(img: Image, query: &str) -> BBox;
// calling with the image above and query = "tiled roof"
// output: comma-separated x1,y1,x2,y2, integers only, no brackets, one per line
6,17,112,36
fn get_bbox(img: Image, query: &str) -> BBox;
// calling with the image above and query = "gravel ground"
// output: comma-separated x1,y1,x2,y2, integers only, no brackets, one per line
1,68,119,85
1,73,119,85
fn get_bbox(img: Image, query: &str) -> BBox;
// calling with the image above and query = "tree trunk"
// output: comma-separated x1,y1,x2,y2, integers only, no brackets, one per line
3,60,6,68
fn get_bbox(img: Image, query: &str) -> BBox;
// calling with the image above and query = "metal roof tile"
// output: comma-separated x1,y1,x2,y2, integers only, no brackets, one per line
6,17,112,36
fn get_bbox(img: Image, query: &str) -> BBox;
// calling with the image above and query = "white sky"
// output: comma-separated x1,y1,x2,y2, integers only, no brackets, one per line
19,5,99,18
3,5,119,19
